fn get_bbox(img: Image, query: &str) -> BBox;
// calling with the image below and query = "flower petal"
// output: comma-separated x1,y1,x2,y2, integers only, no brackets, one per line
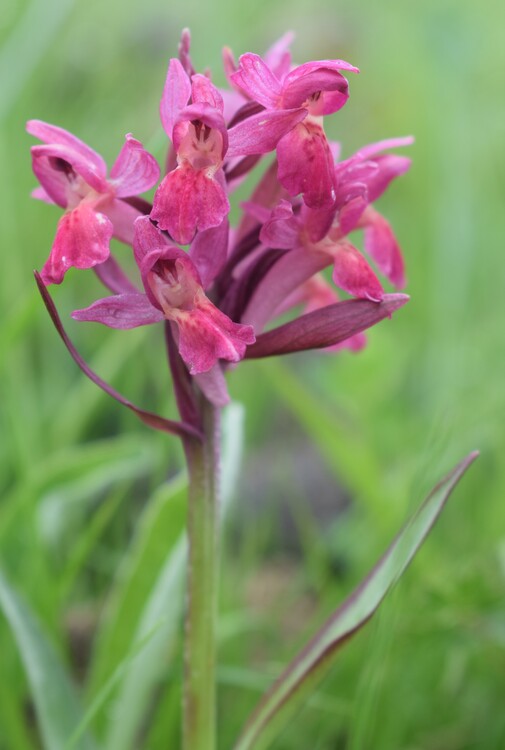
230,53,282,108
30,143,109,206
190,218,229,289
191,74,224,111
93,254,139,294
260,200,300,249
332,241,384,301
364,154,412,202
26,119,107,176
101,198,141,246
41,204,113,285
337,190,368,235
72,292,163,329
363,209,406,288
282,68,351,113
132,215,182,270
151,166,230,246
227,107,307,157
109,134,160,197
173,103,229,157
160,58,192,138
300,204,337,243
277,121,337,208
176,301,255,374
355,135,414,160
264,32,294,79
31,186,54,203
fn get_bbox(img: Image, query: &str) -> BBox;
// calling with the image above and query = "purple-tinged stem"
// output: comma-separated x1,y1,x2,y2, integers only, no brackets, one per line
183,393,221,750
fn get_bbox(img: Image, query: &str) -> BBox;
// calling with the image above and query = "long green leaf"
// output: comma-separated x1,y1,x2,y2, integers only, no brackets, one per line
233,451,478,750
0,569,98,750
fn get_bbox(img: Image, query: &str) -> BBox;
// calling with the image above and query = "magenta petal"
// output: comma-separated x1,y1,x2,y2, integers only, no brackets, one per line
364,154,412,202
176,303,255,375
26,119,107,176
234,161,284,244
160,58,192,138
260,200,299,249
31,186,54,203
109,134,160,197
332,242,384,301
133,216,182,273
93,254,139,294
231,53,282,108
284,58,359,82
101,198,141,246
173,103,229,156
246,294,408,358
363,211,406,288
72,293,164,329
227,107,307,157
277,122,336,208
338,192,368,235
282,69,350,113
356,136,414,160
151,166,230,246
300,204,337,243
31,143,109,206
191,74,224,112
264,32,294,79
190,218,229,289
41,204,113,285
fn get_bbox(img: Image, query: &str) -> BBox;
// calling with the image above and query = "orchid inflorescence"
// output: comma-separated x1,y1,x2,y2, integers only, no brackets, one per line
29,30,411,436
23,31,482,750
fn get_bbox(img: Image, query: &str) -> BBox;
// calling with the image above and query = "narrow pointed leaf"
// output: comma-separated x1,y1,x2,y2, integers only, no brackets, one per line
0,569,98,750
245,294,409,358
233,451,479,750
34,272,202,441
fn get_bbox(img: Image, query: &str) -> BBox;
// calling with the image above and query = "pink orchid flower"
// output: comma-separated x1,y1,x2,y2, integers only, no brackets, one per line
230,53,358,208
72,217,255,375
151,59,307,245
27,120,160,285
240,137,412,331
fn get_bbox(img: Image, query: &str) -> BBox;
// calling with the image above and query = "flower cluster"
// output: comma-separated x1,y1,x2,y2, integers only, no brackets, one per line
29,31,411,424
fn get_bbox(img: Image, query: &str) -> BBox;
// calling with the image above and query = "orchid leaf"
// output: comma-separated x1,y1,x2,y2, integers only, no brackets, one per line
34,272,202,441
245,293,408,358
0,569,98,750
233,451,478,750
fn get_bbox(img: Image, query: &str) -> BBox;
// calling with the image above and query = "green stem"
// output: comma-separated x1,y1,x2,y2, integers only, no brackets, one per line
183,396,221,750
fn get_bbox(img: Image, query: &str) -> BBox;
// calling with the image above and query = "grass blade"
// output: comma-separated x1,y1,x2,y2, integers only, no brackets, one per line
232,451,479,750
0,569,98,750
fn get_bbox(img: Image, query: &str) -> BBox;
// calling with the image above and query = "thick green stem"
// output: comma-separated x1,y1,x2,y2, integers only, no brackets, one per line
183,396,220,750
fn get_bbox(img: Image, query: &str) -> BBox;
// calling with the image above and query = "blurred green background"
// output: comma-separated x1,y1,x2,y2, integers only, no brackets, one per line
1,0,505,748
